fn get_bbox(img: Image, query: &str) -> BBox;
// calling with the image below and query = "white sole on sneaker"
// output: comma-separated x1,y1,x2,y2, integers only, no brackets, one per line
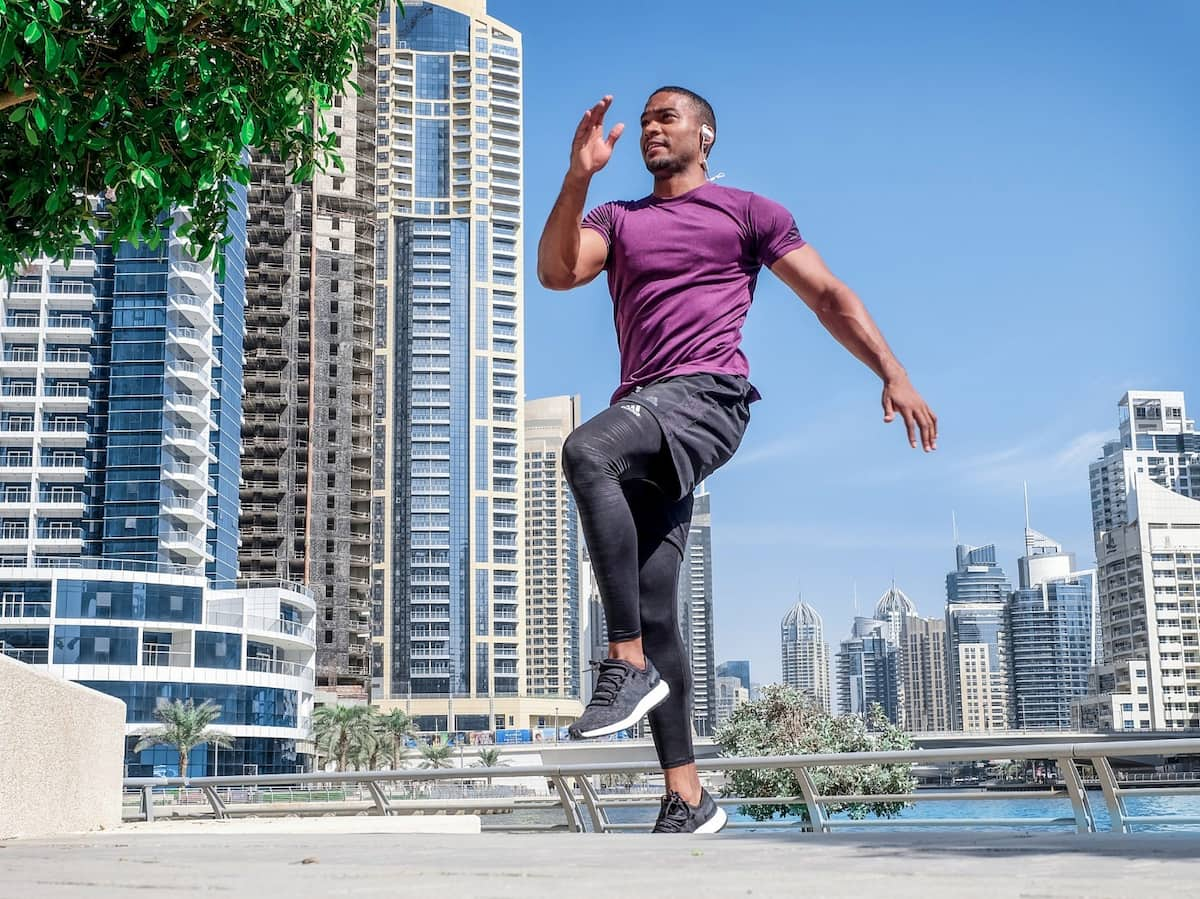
695,804,728,834
575,679,671,739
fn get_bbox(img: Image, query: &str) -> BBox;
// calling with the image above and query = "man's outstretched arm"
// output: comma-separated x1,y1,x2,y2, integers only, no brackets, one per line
771,244,939,451
537,95,622,291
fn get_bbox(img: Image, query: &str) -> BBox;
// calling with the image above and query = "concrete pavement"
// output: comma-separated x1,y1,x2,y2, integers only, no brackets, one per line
2,826,1199,897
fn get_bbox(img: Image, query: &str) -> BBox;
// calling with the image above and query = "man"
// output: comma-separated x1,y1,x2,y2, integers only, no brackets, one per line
537,87,937,834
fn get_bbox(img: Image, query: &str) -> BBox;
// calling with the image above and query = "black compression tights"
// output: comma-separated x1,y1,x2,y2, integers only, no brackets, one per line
561,403,696,769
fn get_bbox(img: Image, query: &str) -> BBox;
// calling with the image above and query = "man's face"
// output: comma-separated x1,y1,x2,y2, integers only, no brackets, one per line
640,92,704,176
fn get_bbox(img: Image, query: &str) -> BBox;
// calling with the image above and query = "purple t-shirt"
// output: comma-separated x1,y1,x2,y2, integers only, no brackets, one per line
582,181,805,403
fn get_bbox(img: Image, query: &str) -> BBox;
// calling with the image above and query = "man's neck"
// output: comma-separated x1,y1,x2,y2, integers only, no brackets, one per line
651,167,708,199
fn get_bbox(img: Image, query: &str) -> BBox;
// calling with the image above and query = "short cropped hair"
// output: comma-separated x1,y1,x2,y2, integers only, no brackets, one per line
649,85,716,138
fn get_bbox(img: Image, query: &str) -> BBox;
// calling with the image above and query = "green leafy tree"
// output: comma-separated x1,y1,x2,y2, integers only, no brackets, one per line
377,709,417,771
715,684,916,823
418,742,454,770
133,698,233,780
472,747,508,786
0,0,390,274
312,703,373,771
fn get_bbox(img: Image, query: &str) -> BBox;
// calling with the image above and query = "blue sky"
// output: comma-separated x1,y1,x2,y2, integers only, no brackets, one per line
489,0,1199,682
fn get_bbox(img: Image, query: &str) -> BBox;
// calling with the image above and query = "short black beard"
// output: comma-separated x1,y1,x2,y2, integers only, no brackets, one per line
645,152,688,176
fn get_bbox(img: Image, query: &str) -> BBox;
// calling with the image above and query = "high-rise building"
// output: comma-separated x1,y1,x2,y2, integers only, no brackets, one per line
1078,391,1200,731
1089,391,1200,536
898,615,950,732
523,396,583,721
1007,528,1095,730
780,596,831,710
945,544,1012,732
874,583,917,647
371,1,551,731
240,42,378,700
0,212,317,775
835,616,899,722
873,583,914,721
714,674,749,728
678,485,717,736
716,659,751,692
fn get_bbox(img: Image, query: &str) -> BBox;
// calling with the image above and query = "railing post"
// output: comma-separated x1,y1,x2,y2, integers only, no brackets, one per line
793,766,828,834
366,780,393,816
141,785,155,823
1057,756,1095,834
574,774,610,834
200,784,228,820
1091,757,1128,833
550,775,585,833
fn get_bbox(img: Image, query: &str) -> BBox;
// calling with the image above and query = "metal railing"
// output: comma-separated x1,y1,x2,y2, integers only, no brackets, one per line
121,738,1200,834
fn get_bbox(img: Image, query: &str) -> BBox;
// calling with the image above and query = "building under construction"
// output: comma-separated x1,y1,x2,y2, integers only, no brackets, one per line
240,46,378,700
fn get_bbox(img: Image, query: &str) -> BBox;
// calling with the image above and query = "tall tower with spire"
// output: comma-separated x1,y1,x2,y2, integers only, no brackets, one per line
781,596,831,710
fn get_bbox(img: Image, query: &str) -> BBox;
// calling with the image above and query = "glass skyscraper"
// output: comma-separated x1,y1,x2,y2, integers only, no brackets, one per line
0,206,317,775
835,616,899,722
945,543,1012,732
1007,529,1095,730
373,2,557,731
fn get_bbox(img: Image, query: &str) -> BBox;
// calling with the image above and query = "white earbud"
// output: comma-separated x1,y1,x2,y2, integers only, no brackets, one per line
700,124,715,153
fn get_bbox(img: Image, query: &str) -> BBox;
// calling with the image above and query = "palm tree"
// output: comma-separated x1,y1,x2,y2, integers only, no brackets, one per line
133,698,233,780
472,747,509,786
350,728,386,771
377,709,417,770
418,742,454,770
312,704,373,771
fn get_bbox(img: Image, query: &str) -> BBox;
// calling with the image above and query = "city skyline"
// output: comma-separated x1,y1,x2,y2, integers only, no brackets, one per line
500,0,1197,682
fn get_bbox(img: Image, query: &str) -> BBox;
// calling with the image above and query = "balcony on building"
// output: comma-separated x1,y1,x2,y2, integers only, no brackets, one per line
40,416,88,446
41,382,89,410
38,451,86,480
163,425,212,461
161,527,210,563
45,312,93,344
1,346,39,375
2,311,41,340
34,522,84,553
165,494,214,529
163,459,208,492
47,247,96,278
36,485,85,516
166,358,212,394
46,276,96,310
168,326,210,360
42,347,91,376
166,391,211,426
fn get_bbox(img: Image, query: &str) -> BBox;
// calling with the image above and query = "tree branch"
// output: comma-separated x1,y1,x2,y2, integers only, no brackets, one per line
0,87,37,113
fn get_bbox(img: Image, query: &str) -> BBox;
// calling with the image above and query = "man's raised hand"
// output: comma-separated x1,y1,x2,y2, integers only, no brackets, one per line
569,95,624,178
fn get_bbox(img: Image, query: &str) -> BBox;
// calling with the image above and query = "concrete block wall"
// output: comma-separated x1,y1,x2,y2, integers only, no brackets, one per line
0,655,126,838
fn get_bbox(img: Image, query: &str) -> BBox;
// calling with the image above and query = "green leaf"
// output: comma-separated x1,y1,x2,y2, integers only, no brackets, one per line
23,120,38,146
8,105,27,123
23,20,43,44
175,114,190,141
31,106,46,131
145,28,158,54
46,0,63,22
44,31,60,71
240,118,255,145
91,95,110,121
131,6,146,31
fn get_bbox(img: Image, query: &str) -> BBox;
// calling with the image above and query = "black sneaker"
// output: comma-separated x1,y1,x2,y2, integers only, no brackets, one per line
568,658,670,739
652,789,728,834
